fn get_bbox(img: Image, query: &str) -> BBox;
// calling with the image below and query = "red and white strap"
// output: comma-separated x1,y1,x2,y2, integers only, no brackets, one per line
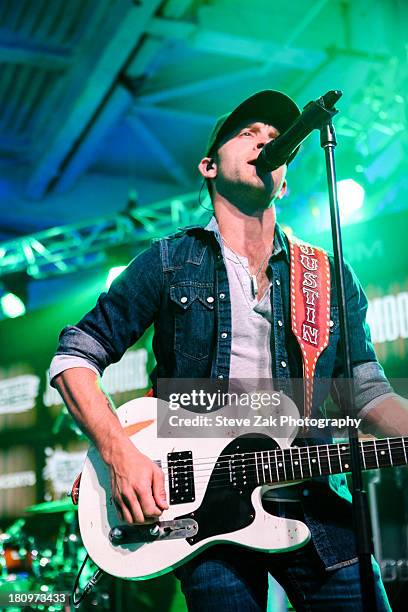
288,238,331,419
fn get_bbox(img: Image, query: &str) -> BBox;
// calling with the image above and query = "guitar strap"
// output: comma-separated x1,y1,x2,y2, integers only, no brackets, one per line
287,237,331,420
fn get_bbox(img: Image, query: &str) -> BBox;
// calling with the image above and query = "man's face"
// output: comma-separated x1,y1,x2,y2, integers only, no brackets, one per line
211,120,287,210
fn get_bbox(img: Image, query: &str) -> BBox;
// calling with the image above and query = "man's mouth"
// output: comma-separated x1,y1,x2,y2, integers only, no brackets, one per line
247,159,269,176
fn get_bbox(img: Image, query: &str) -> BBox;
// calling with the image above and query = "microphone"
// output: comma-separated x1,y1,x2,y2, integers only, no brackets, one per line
256,90,342,173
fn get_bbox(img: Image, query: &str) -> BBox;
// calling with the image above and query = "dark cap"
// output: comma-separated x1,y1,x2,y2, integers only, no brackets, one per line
205,89,301,164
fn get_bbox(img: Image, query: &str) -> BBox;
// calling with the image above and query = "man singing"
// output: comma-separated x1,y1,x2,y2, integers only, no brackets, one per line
51,90,406,609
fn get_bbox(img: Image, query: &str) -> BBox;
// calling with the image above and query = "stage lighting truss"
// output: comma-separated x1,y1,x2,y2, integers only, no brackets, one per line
0,193,210,280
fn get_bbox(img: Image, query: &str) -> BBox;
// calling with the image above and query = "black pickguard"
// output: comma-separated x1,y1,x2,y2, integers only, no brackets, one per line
176,435,280,546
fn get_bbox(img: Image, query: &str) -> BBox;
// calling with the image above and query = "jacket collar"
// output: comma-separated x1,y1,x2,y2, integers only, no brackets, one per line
189,215,290,263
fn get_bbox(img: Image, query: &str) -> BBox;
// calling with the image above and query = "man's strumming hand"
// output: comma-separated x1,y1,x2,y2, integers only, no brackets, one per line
103,439,168,524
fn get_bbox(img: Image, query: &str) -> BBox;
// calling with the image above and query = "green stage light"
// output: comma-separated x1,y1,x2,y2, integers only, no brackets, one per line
105,265,127,289
0,292,26,318
337,179,365,219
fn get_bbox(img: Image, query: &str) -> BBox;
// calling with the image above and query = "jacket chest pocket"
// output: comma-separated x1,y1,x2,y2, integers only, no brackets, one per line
170,284,215,360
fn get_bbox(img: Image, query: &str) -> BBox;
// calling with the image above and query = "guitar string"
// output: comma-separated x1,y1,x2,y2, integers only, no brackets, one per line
162,450,408,483
135,442,407,495
156,439,407,473
160,456,408,492
104,444,406,496
153,437,407,468
156,448,407,486
157,460,407,489
167,460,408,489
158,451,407,481
162,450,408,490
173,463,407,487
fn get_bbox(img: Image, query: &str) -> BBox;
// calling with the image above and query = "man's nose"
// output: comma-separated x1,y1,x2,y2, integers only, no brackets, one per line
256,137,273,149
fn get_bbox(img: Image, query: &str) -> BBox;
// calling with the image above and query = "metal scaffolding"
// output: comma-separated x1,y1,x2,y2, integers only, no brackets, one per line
0,192,210,280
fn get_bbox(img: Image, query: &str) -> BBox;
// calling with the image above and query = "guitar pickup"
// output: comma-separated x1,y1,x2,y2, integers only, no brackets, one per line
109,519,198,544
168,451,195,504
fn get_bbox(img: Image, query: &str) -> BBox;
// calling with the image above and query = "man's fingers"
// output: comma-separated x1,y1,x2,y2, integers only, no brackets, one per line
138,485,163,519
114,499,133,524
117,489,155,524
152,468,169,510
122,492,147,524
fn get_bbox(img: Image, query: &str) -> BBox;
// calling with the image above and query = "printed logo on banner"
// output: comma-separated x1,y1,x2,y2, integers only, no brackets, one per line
367,291,408,343
43,448,87,497
0,374,40,414
0,470,36,490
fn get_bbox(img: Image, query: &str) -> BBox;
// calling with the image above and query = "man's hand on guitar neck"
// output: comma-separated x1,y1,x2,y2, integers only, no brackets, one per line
53,367,168,524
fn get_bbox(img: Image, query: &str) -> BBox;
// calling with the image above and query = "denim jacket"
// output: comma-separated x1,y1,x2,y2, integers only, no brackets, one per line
54,220,392,570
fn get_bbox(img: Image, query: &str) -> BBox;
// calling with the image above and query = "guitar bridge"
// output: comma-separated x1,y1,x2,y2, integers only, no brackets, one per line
109,519,198,544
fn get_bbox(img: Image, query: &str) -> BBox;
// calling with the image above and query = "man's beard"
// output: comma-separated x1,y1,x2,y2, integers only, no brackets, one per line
216,174,274,215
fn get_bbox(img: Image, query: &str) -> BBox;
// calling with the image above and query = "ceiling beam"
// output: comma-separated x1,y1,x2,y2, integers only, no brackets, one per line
0,41,71,70
284,0,329,48
54,37,166,191
26,0,162,200
133,104,214,125
128,115,191,186
137,67,260,105
54,86,133,193
147,18,326,68
0,135,30,154
126,37,164,79
162,0,194,19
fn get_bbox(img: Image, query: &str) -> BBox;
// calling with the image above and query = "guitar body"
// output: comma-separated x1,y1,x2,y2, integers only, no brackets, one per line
78,397,310,580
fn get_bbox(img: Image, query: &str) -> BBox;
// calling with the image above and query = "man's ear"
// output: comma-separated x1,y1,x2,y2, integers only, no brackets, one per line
198,157,217,179
275,179,287,200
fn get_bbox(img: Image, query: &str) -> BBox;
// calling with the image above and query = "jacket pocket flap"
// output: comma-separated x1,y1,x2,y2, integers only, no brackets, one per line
170,284,215,310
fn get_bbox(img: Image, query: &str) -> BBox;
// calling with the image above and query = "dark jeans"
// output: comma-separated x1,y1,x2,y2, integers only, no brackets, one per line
174,503,391,611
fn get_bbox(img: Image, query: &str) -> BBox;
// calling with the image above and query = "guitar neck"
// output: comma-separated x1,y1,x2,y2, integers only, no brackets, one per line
240,437,408,486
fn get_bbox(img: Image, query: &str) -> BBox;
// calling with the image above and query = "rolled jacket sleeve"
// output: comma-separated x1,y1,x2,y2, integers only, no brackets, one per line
353,362,394,417
53,241,163,376
49,354,100,386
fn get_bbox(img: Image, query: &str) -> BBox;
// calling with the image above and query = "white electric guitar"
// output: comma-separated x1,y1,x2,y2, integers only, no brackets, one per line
78,396,408,580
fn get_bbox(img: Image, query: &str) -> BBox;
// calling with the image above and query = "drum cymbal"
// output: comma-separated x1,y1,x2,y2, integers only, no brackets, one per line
24,498,77,514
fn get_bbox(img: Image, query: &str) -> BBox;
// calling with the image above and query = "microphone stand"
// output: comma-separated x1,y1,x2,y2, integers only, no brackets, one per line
319,92,377,612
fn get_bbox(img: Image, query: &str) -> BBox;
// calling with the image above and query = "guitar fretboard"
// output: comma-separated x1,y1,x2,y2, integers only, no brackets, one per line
228,437,408,486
